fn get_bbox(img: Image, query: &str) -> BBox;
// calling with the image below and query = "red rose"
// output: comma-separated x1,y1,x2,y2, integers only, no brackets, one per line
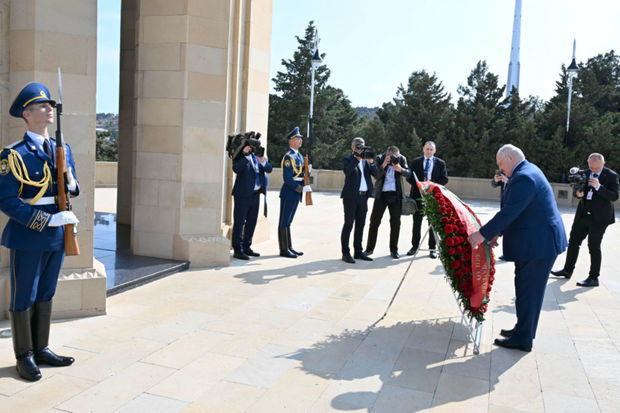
441,217,449,223
444,224,454,234
447,248,456,255
445,237,455,246
490,267,496,276
439,206,448,214
456,246,463,254
451,260,461,269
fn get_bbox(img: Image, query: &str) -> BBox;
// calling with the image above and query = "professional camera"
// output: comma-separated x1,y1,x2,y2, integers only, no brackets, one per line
226,131,265,159
390,155,400,165
568,166,588,192
354,143,375,160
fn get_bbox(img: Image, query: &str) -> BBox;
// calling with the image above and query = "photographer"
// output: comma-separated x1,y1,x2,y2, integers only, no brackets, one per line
551,153,619,287
231,135,272,260
340,138,379,263
364,146,412,259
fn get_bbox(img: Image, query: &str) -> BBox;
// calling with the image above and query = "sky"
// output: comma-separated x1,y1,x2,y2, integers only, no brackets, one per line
96,0,620,114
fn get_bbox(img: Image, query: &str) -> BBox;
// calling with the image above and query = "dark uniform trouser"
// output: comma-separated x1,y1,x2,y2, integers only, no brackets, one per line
366,191,401,253
279,198,299,229
10,249,64,312
232,192,260,253
412,210,436,251
512,256,557,347
341,194,368,255
562,213,608,278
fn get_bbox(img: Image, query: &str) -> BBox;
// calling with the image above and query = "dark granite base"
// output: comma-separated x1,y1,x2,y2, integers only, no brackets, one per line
94,212,189,295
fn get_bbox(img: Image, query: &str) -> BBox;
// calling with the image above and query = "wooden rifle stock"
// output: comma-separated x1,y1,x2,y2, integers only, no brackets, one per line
55,100,80,256
304,154,312,205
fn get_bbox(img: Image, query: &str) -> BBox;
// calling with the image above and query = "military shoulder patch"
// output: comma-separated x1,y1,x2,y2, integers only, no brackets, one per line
0,159,9,175
284,160,291,167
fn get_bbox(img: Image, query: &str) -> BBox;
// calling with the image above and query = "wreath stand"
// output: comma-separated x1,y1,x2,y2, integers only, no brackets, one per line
373,226,483,355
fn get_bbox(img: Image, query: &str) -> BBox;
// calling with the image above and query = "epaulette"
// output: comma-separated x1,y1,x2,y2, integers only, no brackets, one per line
4,139,24,150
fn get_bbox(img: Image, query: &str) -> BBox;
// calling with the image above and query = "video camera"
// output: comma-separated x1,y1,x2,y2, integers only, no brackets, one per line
226,131,265,159
354,143,375,160
568,167,588,192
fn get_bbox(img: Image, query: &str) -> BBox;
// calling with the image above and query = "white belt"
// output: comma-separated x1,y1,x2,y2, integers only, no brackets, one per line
20,196,56,205
293,178,303,181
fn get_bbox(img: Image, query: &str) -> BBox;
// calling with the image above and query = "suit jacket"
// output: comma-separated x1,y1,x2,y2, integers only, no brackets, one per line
480,160,567,262
575,166,619,227
340,155,378,199
0,133,79,251
279,148,305,202
373,153,412,201
232,154,272,198
409,156,448,200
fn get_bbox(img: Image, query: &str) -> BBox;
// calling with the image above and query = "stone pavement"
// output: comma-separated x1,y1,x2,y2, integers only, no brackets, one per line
0,189,619,412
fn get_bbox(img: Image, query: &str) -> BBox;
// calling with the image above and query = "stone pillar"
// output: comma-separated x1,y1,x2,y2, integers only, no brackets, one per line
0,0,105,318
130,0,272,268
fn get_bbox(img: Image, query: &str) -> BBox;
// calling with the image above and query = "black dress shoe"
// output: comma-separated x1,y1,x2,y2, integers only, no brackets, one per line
577,278,599,287
233,252,250,260
290,248,304,256
500,328,514,338
279,250,297,258
390,251,400,259
245,248,260,257
354,252,373,261
342,255,356,264
551,269,572,279
16,352,42,381
363,249,373,256
406,247,417,256
429,250,438,259
34,347,74,367
494,338,531,352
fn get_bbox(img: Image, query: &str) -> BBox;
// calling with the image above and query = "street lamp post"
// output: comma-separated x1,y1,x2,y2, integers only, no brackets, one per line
307,29,322,170
566,39,579,144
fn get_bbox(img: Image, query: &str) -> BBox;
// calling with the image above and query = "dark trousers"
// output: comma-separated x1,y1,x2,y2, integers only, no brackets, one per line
341,194,368,255
232,192,260,253
511,256,557,347
366,191,401,253
412,210,436,251
9,249,65,312
278,198,299,228
562,213,608,278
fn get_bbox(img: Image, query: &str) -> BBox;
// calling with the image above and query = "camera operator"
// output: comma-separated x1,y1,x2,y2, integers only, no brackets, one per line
551,153,619,286
364,146,412,259
340,138,379,263
231,137,272,260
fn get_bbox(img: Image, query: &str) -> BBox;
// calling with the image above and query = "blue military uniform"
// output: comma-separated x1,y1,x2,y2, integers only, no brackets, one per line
1,82,79,381
278,127,305,258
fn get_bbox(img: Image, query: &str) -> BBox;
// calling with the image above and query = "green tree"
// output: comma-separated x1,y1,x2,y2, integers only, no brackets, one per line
268,21,357,169
96,129,118,161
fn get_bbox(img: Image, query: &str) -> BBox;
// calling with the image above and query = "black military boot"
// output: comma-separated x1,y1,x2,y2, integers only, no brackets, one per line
9,309,42,381
279,228,296,258
286,227,303,256
32,301,74,367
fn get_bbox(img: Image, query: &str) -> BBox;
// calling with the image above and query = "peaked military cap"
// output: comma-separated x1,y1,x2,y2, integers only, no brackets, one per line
284,127,303,141
9,82,56,118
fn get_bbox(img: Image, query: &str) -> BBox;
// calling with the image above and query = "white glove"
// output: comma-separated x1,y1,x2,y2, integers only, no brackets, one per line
302,185,312,193
66,166,77,192
49,211,79,227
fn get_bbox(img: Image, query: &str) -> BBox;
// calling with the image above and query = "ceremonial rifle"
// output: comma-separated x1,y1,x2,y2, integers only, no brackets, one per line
56,68,80,256
304,128,313,206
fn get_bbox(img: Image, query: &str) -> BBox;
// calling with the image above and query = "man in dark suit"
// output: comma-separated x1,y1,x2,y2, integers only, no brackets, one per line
469,144,568,352
365,146,412,259
340,138,379,263
231,143,272,260
551,153,619,287
407,141,448,258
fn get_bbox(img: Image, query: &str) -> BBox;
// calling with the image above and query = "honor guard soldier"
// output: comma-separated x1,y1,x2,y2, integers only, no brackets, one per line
0,83,80,381
278,127,311,258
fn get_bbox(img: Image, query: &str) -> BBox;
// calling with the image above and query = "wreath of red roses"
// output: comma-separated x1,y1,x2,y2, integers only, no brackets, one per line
422,184,496,322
